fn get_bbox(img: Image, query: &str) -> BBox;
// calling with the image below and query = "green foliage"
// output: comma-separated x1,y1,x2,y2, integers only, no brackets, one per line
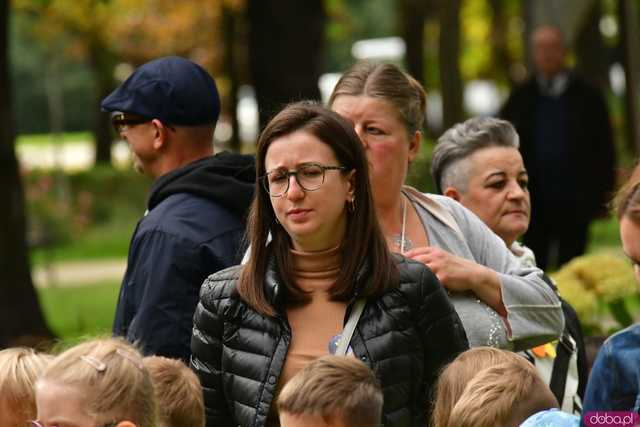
25,166,148,264
10,12,93,134
324,0,397,72
588,216,622,251
406,137,437,193
37,281,119,341
552,253,638,335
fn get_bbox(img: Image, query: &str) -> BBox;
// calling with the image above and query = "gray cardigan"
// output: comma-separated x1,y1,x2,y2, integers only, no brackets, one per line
407,190,563,351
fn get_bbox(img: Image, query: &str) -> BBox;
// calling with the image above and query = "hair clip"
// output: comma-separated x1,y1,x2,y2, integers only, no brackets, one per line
81,355,107,372
116,348,144,370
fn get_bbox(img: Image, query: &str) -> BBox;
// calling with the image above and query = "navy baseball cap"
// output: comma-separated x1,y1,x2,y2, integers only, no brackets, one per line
101,56,220,126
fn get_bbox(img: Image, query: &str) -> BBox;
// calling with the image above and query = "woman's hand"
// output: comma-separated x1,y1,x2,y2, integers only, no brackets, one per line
404,246,507,316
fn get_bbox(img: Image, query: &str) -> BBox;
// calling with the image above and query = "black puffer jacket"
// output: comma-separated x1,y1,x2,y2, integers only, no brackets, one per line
190,256,469,427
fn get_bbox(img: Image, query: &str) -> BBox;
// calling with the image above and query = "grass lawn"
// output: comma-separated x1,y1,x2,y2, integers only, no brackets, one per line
31,219,133,267
38,280,119,347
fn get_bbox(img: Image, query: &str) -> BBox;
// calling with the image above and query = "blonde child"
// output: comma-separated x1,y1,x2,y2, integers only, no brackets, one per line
432,347,563,427
143,356,204,427
448,357,559,427
0,347,51,427
34,337,156,427
277,355,383,427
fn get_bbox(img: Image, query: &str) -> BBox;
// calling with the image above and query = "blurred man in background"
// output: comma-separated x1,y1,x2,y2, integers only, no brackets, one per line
501,25,615,270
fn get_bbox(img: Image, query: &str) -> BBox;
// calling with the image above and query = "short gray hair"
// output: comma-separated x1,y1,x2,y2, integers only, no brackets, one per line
431,117,520,193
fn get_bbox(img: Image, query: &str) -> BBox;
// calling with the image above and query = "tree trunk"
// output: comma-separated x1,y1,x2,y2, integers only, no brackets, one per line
399,0,427,85
222,4,241,152
439,0,463,131
522,0,535,74
488,0,513,84
618,0,640,155
88,39,116,165
247,0,325,132
576,0,609,90
0,0,54,348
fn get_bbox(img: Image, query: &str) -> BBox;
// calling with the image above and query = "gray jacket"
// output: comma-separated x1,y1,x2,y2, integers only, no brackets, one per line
406,189,563,350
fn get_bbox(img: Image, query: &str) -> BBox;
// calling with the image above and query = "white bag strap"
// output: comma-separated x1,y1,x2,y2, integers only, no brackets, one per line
335,299,366,356
402,186,464,240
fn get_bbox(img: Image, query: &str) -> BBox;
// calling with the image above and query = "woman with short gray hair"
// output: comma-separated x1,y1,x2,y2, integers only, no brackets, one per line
433,116,588,414
432,117,520,195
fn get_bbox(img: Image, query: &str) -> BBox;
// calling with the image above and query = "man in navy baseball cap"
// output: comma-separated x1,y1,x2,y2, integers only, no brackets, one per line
104,56,255,361
102,55,220,128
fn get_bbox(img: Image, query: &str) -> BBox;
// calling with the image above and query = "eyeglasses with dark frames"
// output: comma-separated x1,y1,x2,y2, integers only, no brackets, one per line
111,112,176,134
111,112,151,133
262,162,349,197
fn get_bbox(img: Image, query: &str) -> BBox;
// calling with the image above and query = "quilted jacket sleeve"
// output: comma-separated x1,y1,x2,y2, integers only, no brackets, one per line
190,271,236,427
411,260,469,402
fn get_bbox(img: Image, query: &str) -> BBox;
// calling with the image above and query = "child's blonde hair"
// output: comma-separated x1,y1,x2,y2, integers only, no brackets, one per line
143,356,204,427
277,355,383,427
38,337,156,426
448,356,558,427
432,347,532,427
0,347,52,420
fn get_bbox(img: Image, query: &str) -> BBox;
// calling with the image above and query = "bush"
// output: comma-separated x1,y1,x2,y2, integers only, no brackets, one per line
552,253,638,335
24,166,149,259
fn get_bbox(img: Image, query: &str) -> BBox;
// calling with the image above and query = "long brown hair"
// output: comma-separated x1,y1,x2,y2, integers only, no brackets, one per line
328,60,427,135
238,102,398,316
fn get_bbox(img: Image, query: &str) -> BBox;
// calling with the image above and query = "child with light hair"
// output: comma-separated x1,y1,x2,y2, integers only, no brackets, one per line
432,347,565,427
143,356,204,427
34,337,156,427
0,347,51,427
432,347,525,427
448,358,559,427
277,355,383,427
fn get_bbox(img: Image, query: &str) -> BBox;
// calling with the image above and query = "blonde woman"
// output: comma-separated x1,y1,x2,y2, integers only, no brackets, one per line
330,61,563,351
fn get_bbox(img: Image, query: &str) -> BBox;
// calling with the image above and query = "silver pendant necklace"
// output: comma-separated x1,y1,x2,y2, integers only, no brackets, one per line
392,196,412,253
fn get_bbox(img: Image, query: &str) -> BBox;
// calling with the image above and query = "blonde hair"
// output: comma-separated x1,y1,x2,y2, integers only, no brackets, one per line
329,60,427,135
38,337,156,426
143,356,204,427
0,347,52,420
432,347,530,427
277,355,383,427
448,357,558,427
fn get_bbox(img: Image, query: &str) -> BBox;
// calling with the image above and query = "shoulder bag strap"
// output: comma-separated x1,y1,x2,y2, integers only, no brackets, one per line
549,330,576,406
335,298,367,356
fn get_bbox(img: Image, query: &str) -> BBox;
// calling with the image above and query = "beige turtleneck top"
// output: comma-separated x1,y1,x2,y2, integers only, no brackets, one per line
280,244,346,386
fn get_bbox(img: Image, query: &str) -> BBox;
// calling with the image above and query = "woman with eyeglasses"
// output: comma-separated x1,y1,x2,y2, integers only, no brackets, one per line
190,102,469,427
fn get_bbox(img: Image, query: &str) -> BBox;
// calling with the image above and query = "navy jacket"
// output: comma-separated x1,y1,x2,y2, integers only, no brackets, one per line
113,152,255,361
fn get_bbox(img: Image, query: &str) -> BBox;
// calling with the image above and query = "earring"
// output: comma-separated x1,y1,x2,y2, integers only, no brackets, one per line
347,197,356,213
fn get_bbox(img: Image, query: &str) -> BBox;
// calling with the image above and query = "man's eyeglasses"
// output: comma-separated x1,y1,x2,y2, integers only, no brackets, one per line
111,112,151,133
262,163,349,197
